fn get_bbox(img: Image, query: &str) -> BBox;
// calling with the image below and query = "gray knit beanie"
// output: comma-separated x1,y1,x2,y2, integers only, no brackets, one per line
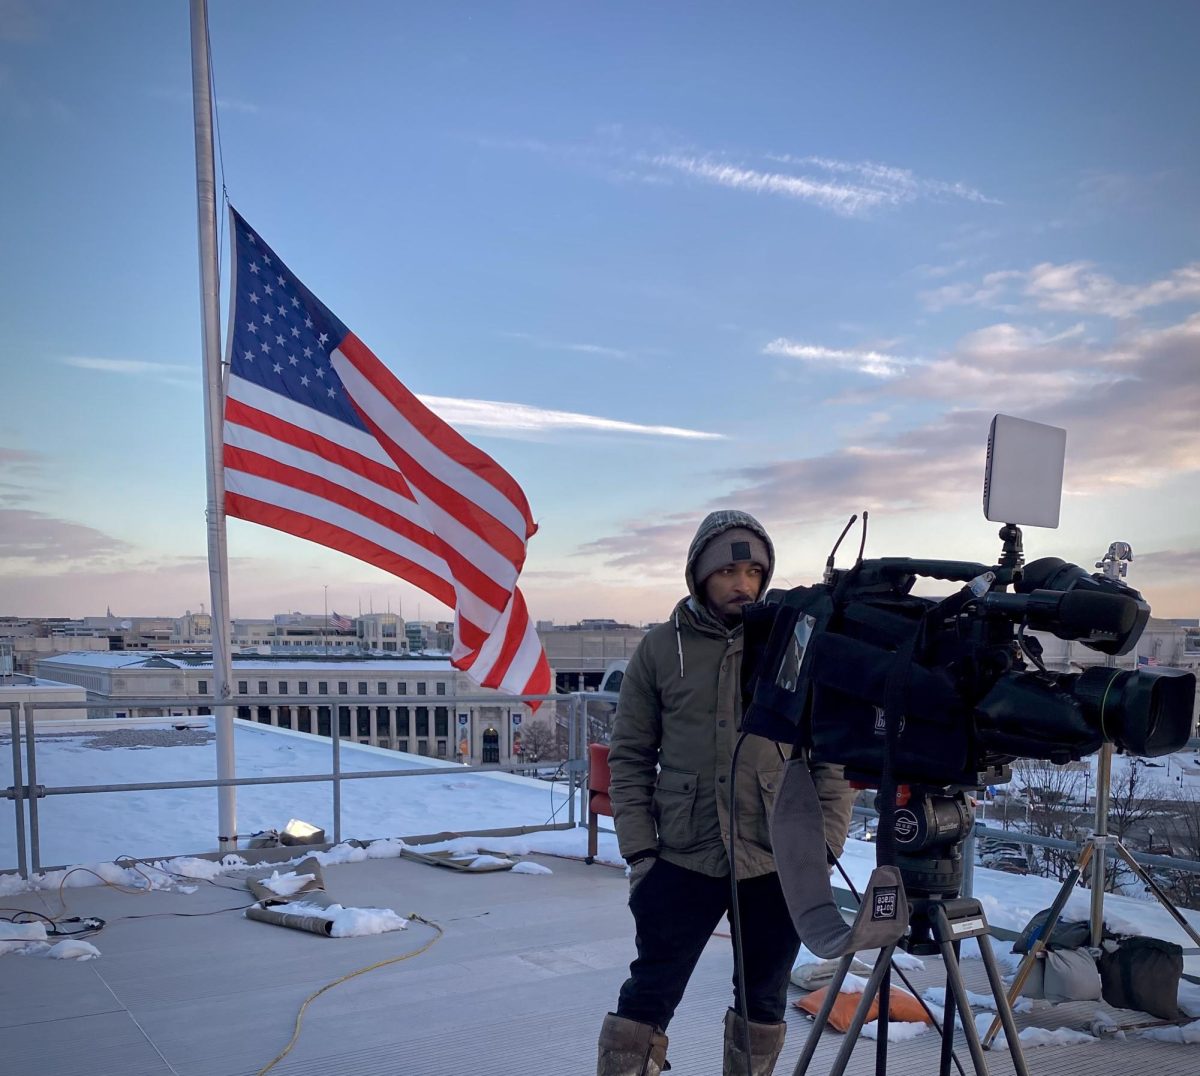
692,526,771,588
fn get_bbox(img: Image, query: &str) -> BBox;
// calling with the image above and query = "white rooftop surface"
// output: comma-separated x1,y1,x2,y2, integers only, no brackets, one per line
2,721,1199,1073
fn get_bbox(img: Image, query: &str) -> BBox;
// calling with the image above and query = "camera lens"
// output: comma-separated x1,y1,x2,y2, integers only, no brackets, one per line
1073,665,1195,757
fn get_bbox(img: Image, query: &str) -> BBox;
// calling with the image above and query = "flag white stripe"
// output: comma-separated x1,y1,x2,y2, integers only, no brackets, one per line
224,419,518,591
225,470,503,628
333,350,530,544
228,373,395,467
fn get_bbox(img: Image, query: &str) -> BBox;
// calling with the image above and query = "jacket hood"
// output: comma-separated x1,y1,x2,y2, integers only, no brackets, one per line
684,510,775,602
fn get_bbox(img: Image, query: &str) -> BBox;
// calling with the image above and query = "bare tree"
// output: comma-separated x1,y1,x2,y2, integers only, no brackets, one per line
1012,759,1088,882
520,719,560,763
1153,783,1200,910
1102,760,1168,893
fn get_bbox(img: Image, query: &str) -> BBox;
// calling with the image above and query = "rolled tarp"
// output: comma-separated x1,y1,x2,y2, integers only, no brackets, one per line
245,892,339,936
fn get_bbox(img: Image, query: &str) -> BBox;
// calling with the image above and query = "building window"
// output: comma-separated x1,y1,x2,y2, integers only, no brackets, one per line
338,682,348,695
258,681,268,695
377,681,388,695
338,707,351,737
358,681,368,695
482,727,500,764
398,739,409,753
298,707,312,733
318,681,328,695
416,707,429,736
417,682,427,696
198,680,208,695
278,681,288,695
435,681,446,696
238,681,248,695
299,681,309,695
357,707,371,737
398,681,407,695
237,707,251,720
397,708,410,735
377,707,390,733
418,740,429,756
435,707,449,737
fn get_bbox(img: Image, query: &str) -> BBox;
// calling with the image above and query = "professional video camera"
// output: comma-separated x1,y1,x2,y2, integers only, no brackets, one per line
741,415,1196,899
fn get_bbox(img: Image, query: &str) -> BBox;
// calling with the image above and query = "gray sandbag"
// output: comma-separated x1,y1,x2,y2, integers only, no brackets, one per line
1043,947,1101,1004
1099,936,1185,1020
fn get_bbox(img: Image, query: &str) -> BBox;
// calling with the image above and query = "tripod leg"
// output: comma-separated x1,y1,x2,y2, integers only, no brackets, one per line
938,942,958,1076
790,952,858,1076
982,841,1094,1048
1114,840,1200,948
826,947,893,1076
938,939,991,1076
976,933,1030,1076
876,962,891,1076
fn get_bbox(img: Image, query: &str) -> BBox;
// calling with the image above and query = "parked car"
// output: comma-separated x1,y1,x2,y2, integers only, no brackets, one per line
982,851,1030,874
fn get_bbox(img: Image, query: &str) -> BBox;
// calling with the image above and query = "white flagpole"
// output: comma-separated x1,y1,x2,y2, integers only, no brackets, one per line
189,0,237,853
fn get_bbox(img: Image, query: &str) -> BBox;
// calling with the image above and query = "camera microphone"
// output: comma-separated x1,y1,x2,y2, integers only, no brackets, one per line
980,588,1138,638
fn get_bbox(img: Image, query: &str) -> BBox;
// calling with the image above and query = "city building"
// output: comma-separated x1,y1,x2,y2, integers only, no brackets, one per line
34,651,539,764
536,619,647,692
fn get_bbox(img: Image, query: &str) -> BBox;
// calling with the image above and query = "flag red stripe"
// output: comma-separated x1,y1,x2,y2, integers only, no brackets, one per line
479,591,533,690
225,444,512,613
226,396,414,502
339,334,536,536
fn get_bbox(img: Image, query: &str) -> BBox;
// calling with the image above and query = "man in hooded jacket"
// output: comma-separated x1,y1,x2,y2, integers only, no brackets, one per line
596,511,855,1076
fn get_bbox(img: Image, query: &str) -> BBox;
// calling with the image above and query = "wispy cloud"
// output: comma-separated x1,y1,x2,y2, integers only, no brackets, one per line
922,261,1200,317
0,508,131,563
763,338,914,379
61,356,197,389
416,396,722,440
478,130,996,219
500,330,629,359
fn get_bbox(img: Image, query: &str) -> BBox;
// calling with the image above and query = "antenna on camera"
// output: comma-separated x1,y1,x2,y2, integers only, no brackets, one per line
823,513,858,584
855,510,869,565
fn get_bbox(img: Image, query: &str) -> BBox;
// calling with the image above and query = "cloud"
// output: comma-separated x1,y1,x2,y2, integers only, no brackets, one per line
582,311,1200,559
763,339,913,379
61,356,197,389
0,509,131,563
922,261,1200,318
416,395,722,440
499,330,629,359
478,130,995,219
576,515,702,577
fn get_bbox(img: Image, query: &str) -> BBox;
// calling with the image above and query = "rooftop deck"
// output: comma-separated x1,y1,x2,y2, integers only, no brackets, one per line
3,848,1196,1075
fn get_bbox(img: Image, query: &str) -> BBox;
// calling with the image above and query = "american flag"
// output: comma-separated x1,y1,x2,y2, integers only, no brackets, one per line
222,207,551,703
329,611,353,633
1137,654,1159,667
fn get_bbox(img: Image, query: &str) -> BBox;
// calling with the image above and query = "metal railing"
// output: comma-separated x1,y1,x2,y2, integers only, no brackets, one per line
3,691,596,878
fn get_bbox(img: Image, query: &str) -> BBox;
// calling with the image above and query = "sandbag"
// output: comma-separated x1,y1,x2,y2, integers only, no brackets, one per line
1043,948,1101,1004
1012,908,1091,954
1099,936,1184,1021
793,985,933,1031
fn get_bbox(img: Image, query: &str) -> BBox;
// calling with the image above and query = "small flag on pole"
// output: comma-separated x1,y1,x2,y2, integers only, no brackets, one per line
222,208,551,704
329,611,353,632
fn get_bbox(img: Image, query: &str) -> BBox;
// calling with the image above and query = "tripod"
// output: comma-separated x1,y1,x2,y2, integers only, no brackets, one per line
792,894,1030,1076
980,832,1200,1047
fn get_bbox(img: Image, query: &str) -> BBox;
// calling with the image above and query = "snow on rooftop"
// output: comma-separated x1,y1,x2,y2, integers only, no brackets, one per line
35,651,457,672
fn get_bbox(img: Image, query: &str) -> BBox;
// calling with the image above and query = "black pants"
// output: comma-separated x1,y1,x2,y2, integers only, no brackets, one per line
616,858,801,1031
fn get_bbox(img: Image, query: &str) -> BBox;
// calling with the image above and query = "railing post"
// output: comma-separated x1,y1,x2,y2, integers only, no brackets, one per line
24,702,41,875
7,703,28,879
332,705,342,845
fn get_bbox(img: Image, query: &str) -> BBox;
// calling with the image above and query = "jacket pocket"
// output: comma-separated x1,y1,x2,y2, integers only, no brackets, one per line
652,767,698,850
748,766,783,850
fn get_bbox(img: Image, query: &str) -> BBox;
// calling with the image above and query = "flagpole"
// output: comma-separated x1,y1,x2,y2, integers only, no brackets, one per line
189,0,237,853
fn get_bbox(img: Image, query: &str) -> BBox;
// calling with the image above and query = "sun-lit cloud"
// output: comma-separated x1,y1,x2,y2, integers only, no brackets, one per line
763,339,913,378
416,395,723,440
922,261,1200,317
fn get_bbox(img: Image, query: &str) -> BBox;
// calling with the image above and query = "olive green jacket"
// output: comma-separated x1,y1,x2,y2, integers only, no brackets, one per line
608,512,855,880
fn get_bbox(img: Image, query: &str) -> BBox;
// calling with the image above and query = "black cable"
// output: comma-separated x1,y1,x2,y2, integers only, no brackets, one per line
727,730,754,1075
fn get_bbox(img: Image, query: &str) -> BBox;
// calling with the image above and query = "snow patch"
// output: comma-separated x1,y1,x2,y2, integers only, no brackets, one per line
47,939,101,961
258,870,317,897
1139,1019,1200,1045
975,1012,1096,1048
511,861,553,875
860,1020,932,1042
263,900,408,938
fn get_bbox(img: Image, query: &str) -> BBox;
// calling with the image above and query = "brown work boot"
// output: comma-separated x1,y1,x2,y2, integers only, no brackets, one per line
722,1007,786,1076
597,1012,669,1076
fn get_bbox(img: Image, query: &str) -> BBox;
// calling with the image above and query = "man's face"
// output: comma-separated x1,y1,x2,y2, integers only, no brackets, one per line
702,562,764,624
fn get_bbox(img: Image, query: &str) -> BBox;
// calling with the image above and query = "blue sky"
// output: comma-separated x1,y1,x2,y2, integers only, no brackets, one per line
1,1,1198,625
